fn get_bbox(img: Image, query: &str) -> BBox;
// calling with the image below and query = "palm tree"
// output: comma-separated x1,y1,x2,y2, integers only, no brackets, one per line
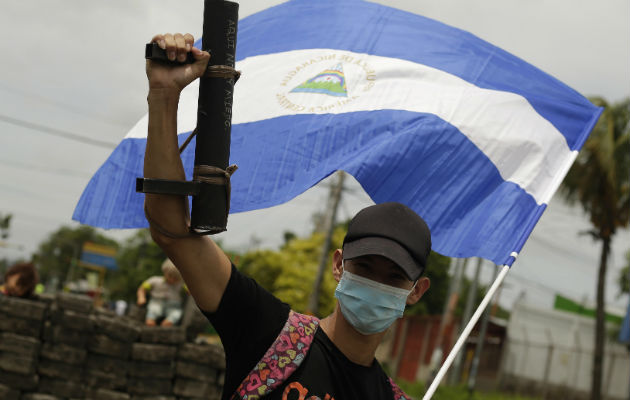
560,97,630,400
0,212,11,240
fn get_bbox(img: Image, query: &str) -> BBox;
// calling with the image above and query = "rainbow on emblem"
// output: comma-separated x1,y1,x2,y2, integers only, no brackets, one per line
291,63,348,97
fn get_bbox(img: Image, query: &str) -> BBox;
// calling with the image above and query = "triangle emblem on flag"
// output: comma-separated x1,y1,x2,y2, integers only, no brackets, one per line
290,63,348,97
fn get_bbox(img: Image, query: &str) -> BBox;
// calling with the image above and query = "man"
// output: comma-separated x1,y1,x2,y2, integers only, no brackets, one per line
144,33,431,400
136,258,185,326
1,262,39,298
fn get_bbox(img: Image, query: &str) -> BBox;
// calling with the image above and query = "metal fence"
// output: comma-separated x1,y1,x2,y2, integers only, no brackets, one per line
499,304,630,400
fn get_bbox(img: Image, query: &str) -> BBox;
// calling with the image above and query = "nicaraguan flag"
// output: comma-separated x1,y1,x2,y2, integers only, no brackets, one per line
73,0,602,267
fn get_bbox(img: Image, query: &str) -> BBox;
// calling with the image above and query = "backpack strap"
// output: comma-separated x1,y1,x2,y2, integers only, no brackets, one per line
232,310,320,399
389,377,413,400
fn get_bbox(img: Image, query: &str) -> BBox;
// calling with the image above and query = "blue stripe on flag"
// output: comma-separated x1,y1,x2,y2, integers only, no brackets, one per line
75,110,545,266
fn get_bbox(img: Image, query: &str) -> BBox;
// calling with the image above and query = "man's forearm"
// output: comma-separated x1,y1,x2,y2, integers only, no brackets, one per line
144,89,190,237
141,34,232,313
137,287,147,304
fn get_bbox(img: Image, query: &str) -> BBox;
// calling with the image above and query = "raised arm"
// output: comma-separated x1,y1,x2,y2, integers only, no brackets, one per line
144,33,231,313
136,284,147,306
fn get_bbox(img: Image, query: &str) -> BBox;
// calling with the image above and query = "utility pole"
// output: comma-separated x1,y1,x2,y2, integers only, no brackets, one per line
626,267,630,400
63,242,81,288
307,171,345,316
427,257,467,386
467,265,500,396
452,257,484,384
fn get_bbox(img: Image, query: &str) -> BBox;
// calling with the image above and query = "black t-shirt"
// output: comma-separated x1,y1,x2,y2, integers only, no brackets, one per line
205,265,395,400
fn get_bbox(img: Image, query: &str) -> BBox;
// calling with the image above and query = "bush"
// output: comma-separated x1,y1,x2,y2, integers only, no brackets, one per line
395,380,541,400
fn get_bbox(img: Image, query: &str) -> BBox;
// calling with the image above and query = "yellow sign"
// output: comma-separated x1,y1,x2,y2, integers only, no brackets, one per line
83,241,117,257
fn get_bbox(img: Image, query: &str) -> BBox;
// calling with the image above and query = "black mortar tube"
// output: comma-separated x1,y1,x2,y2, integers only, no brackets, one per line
191,0,239,233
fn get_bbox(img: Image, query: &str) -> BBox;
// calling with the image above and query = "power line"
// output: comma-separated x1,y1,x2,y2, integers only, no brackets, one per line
0,182,79,203
0,158,93,179
0,82,129,128
0,114,118,149
8,211,76,226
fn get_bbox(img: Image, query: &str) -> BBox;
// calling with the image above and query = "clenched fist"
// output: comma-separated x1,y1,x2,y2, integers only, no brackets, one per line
146,33,210,94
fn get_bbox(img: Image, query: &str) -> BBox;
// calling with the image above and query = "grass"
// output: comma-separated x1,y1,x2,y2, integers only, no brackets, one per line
395,380,541,400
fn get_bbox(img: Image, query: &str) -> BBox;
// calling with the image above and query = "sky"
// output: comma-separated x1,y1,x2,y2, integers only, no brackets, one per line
0,0,629,314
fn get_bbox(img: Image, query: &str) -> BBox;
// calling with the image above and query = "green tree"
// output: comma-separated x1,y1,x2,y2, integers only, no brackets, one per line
240,226,345,317
33,225,119,290
0,212,14,274
405,251,452,316
105,229,166,302
560,97,630,400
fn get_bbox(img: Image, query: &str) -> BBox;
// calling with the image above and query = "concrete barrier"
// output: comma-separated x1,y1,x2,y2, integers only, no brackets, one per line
0,293,224,400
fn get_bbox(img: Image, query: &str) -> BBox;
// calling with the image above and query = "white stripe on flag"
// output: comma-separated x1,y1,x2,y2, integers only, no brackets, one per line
126,79,199,141
128,49,575,205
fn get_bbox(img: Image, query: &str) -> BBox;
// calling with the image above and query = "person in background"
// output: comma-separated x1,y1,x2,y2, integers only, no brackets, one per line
115,299,128,316
136,258,185,326
1,262,39,298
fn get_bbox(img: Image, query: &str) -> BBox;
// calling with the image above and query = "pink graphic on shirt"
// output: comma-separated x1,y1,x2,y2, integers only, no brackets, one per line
231,311,412,400
232,310,320,399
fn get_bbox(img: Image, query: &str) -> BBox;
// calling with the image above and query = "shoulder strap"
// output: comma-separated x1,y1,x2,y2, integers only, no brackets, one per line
232,310,320,399
389,377,413,400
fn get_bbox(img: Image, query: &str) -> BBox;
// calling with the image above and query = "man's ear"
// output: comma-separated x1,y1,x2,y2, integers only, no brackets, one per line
332,249,343,283
406,277,430,305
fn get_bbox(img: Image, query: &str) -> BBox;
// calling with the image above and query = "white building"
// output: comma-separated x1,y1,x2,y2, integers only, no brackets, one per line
501,302,630,399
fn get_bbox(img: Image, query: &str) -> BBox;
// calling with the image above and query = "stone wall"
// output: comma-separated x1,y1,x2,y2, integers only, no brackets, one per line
0,293,225,400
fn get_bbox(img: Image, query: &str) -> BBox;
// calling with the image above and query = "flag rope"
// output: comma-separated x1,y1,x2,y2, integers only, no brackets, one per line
423,264,510,400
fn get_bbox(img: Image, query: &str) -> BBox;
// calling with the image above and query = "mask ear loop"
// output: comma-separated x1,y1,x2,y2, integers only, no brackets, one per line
405,280,418,298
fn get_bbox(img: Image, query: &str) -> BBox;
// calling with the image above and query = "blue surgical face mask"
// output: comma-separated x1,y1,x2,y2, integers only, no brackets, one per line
334,262,415,335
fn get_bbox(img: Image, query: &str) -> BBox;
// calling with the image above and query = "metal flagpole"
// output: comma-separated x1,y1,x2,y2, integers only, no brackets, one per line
627,265,630,400
422,264,511,400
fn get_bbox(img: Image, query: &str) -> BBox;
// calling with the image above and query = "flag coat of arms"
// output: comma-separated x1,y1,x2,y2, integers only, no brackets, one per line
74,0,602,267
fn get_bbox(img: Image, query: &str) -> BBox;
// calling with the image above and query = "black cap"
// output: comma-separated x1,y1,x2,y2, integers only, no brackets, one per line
342,202,431,281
